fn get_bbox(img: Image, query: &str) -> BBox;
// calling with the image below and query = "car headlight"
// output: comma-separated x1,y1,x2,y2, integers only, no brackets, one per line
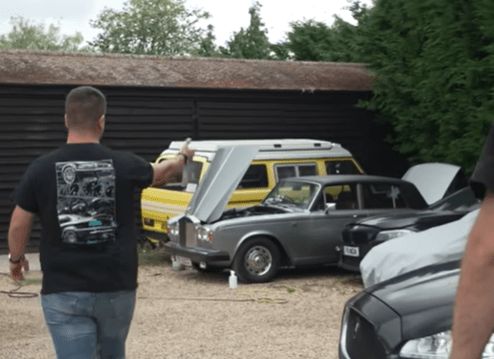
197,226,213,242
197,227,213,242
168,222,179,237
400,330,494,358
375,229,415,242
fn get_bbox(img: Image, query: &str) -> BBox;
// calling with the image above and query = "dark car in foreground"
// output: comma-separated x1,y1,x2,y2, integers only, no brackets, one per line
338,260,494,359
339,186,479,272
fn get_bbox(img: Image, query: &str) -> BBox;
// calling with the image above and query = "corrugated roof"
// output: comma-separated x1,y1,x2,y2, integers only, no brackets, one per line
0,50,374,91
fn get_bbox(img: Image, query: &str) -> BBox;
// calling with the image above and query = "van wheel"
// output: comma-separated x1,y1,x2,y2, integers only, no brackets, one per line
233,238,280,283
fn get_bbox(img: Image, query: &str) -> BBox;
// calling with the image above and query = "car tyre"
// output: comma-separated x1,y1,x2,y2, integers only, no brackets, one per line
233,237,280,283
62,228,78,244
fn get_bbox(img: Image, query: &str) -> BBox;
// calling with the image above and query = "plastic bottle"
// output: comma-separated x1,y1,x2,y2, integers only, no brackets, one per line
229,270,238,289
172,258,185,271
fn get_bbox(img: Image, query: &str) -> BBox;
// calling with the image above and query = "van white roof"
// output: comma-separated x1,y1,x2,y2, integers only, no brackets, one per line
161,139,353,161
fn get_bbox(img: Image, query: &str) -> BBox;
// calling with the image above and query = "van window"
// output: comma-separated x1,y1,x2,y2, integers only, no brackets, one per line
326,160,360,174
362,183,407,209
239,165,268,189
155,160,203,189
275,163,317,181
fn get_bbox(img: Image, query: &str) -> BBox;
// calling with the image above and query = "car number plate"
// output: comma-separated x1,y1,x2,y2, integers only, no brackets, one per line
175,255,192,266
343,246,359,257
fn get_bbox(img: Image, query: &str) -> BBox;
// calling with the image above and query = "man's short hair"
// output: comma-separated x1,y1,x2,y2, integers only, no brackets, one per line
65,86,107,130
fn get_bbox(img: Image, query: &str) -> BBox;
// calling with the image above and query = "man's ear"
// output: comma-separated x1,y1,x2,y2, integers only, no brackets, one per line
97,115,105,131
64,114,69,129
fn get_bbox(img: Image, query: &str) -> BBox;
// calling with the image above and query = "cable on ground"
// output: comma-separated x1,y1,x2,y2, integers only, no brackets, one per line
138,296,288,304
0,273,39,298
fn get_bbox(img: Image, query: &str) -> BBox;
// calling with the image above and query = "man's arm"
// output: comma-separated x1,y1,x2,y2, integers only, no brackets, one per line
151,142,194,186
450,189,494,359
8,206,35,281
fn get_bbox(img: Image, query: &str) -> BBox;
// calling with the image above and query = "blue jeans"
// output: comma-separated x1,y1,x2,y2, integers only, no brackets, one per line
41,290,136,359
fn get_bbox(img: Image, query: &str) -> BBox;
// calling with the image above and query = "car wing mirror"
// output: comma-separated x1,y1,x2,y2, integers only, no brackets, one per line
325,203,336,213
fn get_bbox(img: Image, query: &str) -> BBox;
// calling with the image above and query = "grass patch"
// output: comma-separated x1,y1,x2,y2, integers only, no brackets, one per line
20,278,42,286
337,275,364,287
138,243,170,266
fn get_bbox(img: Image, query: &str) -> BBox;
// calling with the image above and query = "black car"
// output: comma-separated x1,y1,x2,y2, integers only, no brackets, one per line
338,187,479,272
338,260,465,359
338,259,494,358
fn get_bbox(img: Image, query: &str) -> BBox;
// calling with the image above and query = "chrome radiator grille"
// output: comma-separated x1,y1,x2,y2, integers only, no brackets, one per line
179,217,198,247
343,308,387,359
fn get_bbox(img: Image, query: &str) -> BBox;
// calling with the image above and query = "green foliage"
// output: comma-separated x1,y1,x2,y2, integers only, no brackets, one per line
283,18,364,62
274,1,370,62
89,0,210,56
220,2,272,60
194,24,220,58
0,17,88,52
359,0,494,173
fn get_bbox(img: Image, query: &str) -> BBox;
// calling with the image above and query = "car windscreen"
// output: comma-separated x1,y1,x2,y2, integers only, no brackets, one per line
263,180,319,210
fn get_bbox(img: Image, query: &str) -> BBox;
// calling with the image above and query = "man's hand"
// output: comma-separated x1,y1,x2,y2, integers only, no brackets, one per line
151,140,195,186
10,257,29,281
8,206,34,282
177,140,195,164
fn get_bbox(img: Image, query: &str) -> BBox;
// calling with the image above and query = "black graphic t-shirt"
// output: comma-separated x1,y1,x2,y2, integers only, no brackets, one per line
56,159,117,245
13,144,153,294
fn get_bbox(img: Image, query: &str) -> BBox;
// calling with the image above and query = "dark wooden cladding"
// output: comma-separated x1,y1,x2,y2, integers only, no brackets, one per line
0,84,407,248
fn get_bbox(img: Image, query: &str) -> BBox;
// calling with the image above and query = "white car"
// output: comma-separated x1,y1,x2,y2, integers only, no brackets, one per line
360,207,479,287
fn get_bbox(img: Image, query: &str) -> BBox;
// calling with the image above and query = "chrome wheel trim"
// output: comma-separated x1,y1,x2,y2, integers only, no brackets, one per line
244,245,272,276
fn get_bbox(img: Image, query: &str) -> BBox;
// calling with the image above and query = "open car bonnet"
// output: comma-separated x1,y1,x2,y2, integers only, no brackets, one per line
184,145,259,223
401,163,462,205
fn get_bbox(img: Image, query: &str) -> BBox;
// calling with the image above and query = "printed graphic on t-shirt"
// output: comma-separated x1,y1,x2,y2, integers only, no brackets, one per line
56,160,116,245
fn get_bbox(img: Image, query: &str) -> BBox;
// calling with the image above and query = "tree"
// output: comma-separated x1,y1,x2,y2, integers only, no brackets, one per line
220,2,272,60
0,17,86,52
283,18,363,62
273,1,370,62
358,0,494,173
89,0,210,56
194,24,220,58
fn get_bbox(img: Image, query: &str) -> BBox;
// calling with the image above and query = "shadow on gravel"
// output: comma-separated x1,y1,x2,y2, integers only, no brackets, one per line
139,247,364,288
171,263,363,288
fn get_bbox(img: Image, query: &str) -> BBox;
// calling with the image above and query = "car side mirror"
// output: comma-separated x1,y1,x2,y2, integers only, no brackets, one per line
325,203,336,213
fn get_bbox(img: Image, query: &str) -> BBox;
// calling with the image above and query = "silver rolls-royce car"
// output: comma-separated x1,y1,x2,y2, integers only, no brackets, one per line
163,145,433,283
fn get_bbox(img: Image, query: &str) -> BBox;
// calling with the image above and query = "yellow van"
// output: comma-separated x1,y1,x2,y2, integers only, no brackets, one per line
140,139,364,244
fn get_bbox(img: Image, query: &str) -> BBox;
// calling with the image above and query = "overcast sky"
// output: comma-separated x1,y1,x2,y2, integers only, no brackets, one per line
0,0,373,47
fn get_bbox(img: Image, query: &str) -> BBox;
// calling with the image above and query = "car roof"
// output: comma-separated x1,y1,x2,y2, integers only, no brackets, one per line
162,139,354,161
285,175,428,209
285,174,412,186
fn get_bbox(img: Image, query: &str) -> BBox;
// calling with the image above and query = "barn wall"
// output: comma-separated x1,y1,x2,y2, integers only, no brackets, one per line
0,84,407,248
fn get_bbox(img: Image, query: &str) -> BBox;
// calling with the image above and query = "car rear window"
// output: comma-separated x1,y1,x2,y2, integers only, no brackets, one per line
362,183,408,209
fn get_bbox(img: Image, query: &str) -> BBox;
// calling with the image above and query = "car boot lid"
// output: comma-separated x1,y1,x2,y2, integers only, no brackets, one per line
184,145,259,223
350,210,466,230
401,163,461,205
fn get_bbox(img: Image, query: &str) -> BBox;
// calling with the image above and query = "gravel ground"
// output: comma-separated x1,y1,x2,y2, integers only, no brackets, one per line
0,253,363,359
